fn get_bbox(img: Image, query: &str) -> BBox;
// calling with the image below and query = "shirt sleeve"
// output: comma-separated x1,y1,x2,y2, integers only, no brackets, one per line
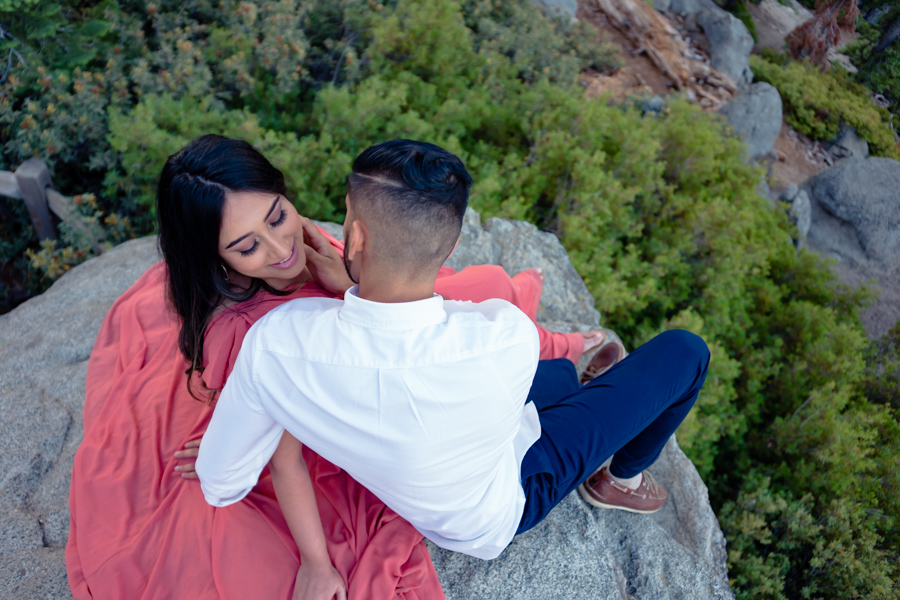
195,328,284,507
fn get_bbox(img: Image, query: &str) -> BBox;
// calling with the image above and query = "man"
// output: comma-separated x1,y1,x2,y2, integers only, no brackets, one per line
196,139,709,562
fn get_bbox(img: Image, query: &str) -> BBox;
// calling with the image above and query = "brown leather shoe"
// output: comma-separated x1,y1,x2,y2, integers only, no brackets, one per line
579,338,626,384
577,467,667,514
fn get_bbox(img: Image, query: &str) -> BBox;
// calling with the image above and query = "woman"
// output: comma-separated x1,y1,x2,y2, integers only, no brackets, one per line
66,135,620,599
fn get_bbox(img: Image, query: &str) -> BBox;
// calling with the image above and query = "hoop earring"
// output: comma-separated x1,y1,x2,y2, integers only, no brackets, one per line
221,264,229,281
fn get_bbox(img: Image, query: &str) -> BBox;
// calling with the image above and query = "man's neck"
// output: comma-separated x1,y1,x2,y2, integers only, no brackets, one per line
357,276,435,304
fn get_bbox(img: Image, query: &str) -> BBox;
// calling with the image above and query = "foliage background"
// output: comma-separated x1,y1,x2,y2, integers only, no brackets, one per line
1,0,899,598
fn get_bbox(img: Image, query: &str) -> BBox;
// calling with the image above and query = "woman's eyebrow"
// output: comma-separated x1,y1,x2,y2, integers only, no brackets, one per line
263,196,280,220
225,197,281,249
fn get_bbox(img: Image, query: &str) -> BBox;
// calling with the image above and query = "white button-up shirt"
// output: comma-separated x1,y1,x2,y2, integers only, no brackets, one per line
196,287,541,559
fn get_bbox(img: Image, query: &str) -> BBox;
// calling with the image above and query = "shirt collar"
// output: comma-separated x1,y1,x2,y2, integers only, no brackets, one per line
339,286,447,330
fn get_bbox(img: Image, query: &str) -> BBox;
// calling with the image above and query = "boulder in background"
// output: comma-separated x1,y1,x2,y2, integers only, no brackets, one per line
718,81,783,161
696,7,755,88
805,157,900,338
805,157,900,274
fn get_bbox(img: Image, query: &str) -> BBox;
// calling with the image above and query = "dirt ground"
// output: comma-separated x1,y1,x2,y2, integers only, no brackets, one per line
576,0,830,194
770,123,831,190
577,0,677,98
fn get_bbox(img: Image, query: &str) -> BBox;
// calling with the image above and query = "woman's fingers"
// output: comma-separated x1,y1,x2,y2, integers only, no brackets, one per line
184,438,202,448
301,219,333,255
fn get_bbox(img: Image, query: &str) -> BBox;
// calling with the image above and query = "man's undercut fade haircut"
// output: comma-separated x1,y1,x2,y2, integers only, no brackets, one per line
347,140,472,275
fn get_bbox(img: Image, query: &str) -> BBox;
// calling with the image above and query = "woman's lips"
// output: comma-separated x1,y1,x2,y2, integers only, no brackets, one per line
269,241,298,270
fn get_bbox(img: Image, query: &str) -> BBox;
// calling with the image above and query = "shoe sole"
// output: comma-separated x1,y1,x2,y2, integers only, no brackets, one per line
576,483,664,515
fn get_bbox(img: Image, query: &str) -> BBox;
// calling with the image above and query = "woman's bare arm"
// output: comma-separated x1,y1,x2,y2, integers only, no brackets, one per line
270,431,347,600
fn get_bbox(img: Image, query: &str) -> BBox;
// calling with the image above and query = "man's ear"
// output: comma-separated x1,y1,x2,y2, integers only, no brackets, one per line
446,237,460,259
346,219,366,262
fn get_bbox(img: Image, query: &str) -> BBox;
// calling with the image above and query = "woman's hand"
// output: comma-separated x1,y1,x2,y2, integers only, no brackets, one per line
301,219,354,295
292,559,347,600
173,438,201,479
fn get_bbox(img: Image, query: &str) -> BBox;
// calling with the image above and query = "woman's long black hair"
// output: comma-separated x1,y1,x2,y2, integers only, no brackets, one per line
157,134,292,401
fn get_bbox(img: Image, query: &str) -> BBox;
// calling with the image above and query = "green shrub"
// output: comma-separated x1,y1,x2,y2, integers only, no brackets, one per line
750,54,900,158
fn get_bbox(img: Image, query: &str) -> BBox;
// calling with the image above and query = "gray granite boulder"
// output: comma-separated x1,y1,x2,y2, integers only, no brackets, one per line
669,0,754,88
697,7,755,88
0,217,733,598
805,157,900,274
719,82,783,161
804,157,900,338
445,209,601,330
429,436,732,600
0,236,161,599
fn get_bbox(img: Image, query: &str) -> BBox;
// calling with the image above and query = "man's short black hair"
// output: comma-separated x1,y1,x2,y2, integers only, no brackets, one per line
347,139,472,273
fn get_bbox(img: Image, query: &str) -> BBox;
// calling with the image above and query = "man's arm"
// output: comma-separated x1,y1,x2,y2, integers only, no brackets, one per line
195,329,284,506
270,432,347,600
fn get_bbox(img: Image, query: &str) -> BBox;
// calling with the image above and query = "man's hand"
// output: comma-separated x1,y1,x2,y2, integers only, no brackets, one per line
173,438,201,479
301,219,354,295
292,559,347,600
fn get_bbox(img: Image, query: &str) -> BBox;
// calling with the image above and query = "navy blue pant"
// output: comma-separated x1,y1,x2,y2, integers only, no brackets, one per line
516,329,710,534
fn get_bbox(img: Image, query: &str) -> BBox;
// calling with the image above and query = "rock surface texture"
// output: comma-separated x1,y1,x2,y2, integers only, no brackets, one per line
668,0,754,88
748,0,812,51
805,157,900,338
824,124,870,163
695,7,754,88
780,184,811,242
0,236,161,599
0,214,733,599
718,82,783,160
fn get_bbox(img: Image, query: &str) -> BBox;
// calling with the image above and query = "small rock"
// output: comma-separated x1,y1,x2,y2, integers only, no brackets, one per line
826,48,858,74
790,189,811,240
825,123,869,162
718,82,783,160
532,0,578,21
652,0,672,13
780,184,800,202
643,95,667,114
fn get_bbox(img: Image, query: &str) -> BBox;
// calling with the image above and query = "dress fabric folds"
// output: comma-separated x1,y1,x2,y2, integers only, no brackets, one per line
66,229,571,599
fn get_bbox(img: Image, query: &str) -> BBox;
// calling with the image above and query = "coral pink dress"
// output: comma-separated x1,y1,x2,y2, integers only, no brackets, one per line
66,229,583,599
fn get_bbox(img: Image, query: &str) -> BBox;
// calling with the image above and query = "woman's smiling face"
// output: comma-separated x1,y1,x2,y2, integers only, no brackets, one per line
218,190,308,290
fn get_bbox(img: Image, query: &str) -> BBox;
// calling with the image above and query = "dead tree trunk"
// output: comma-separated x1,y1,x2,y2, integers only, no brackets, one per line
872,12,900,56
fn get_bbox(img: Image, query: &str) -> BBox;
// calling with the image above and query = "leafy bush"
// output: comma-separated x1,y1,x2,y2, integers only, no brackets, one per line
2,1,900,597
751,53,899,158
